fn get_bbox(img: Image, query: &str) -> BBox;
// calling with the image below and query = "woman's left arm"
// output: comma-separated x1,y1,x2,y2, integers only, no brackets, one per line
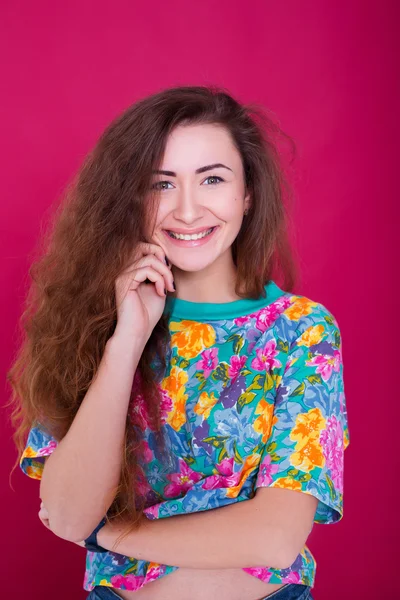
97,488,318,570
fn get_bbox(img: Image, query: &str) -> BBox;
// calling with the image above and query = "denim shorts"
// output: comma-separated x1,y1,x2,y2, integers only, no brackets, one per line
86,582,314,599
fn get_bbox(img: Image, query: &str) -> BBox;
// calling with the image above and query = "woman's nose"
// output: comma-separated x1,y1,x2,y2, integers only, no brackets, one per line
173,192,204,223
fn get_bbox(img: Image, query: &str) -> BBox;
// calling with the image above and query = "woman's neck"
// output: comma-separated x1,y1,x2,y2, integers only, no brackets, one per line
171,251,240,303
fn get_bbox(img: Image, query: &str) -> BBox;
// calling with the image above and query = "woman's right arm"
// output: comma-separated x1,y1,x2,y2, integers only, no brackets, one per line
38,241,174,543
39,332,146,543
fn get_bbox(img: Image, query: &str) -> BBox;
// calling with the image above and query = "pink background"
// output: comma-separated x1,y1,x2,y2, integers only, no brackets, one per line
1,1,396,598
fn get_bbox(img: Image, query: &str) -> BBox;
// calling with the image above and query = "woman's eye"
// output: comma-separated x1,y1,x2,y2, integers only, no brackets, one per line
152,181,173,190
151,175,224,190
203,175,224,185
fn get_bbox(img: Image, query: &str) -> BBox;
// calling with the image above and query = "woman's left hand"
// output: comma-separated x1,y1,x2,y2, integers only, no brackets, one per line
38,501,86,547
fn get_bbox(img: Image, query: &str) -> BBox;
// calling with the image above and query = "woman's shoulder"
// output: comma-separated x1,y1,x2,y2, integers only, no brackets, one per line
241,287,340,332
244,290,343,359
280,293,341,331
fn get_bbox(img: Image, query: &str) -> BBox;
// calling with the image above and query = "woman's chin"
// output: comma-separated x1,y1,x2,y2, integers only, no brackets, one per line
170,256,217,273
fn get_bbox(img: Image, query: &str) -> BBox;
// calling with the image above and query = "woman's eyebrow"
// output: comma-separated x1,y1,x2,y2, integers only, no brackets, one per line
152,163,233,177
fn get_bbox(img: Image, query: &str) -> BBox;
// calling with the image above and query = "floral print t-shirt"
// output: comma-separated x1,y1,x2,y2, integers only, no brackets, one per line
20,280,350,592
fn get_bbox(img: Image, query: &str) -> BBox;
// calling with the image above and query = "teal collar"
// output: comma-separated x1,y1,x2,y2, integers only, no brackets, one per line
163,280,287,321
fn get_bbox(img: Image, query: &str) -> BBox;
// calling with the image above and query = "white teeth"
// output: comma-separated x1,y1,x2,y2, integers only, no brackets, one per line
168,227,214,240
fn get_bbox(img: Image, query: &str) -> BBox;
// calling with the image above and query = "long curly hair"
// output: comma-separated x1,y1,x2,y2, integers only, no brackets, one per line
6,84,299,543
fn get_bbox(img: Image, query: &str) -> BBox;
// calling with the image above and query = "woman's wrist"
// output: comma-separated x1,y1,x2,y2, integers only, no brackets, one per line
105,332,147,359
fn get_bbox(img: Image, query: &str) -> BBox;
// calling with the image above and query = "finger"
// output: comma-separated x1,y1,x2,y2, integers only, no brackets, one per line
137,242,167,266
128,242,172,273
129,267,166,297
39,514,49,526
38,511,50,528
38,506,48,516
127,255,174,292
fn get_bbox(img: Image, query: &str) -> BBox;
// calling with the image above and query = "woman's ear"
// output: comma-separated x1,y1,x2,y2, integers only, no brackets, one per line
244,190,252,213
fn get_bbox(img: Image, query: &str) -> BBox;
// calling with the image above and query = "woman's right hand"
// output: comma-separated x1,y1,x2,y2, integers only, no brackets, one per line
113,242,174,344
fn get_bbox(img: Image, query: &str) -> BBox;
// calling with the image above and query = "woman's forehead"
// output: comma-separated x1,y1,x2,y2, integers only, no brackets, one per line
160,124,241,174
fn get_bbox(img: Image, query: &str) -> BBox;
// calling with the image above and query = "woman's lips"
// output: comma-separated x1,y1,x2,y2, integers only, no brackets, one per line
162,226,219,248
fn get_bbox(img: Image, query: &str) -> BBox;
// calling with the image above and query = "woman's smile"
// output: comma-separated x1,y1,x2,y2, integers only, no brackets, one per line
162,225,219,247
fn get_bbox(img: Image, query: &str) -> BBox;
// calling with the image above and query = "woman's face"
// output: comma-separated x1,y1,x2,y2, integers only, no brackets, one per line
150,123,251,273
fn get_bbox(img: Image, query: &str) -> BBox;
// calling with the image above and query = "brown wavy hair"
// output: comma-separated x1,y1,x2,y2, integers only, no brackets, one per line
6,84,299,545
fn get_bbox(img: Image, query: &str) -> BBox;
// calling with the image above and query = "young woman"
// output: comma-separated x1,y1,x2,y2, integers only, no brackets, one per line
8,85,349,600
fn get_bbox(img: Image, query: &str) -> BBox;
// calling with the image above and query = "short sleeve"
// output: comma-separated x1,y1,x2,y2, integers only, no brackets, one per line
20,423,59,480
254,304,350,524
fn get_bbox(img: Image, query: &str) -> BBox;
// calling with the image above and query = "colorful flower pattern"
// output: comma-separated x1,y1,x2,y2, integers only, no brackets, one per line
19,281,349,593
